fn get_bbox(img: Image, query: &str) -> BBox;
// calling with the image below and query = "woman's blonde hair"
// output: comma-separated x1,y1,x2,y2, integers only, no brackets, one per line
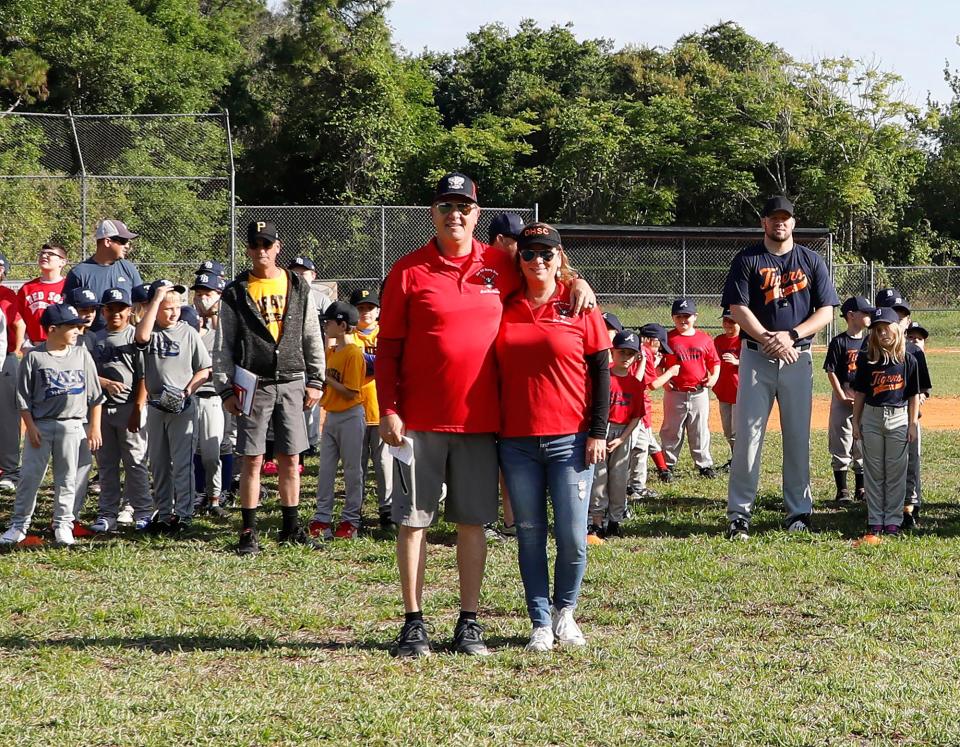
515,222,578,286
867,321,905,365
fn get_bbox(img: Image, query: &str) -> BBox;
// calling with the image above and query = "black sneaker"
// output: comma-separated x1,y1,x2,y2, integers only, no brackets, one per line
278,525,322,549
207,504,228,519
587,523,605,539
390,619,431,658
717,459,732,474
836,489,853,504
854,487,866,502
605,520,621,537
784,514,812,533
148,515,181,535
699,466,717,479
726,518,749,540
658,469,674,484
452,618,490,656
379,511,396,530
236,528,260,556
903,503,920,530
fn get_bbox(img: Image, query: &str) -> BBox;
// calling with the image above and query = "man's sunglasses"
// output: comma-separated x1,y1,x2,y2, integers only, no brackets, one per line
434,201,477,215
109,236,130,246
248,239,275,250
519,248,556,263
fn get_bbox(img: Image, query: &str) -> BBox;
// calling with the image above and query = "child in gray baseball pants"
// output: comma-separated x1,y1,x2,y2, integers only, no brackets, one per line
0,304,103,547
136,282,212,532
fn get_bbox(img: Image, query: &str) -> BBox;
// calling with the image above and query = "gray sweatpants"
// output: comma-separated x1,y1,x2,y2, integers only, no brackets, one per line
96,402,151,521
8,418,84,531
147,401,198,521
828,394,863,473
718,401,736,453
860,404,908,527
361,424,392,513
629,424,661,491
906,423,921,507
0,353,21,483
314,405,365,525
590,422,631,522
659,388,713,469
73,440,93,518
195,396,225,498
727,346,814,523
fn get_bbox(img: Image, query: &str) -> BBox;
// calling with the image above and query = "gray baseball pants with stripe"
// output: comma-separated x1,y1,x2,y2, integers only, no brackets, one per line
314,405,366,525
590,422,631,522
718,402,736,453
629,424,661,490
727,346,814,523
9,418,84,531
73,439,93,518
147,400,198,521
361,424,392,513
0,353,21,483
828,395,863,473
96,402,151,521
906,423,921,507
196,396,225,498
659,388,713,469
860,404,908,527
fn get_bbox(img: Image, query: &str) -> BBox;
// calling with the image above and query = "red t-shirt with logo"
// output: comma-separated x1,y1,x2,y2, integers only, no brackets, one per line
712,332,741,404
497,284,611,437
0,286,20,353
627,348,657,427
376,238,521,433
663,329,720,391
608,371,646,425
17,277,66,344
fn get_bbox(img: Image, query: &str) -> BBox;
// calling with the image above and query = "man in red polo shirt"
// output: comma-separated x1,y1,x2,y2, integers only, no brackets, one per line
0,251,25,492
377,173,595,658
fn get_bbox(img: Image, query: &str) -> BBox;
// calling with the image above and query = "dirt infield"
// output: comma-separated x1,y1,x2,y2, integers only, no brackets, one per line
649,396,960,433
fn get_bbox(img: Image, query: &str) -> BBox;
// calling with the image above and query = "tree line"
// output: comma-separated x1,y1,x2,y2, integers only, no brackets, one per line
3,0,960,264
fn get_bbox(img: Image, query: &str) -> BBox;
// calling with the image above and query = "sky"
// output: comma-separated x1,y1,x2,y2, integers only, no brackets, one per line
385,0,960,108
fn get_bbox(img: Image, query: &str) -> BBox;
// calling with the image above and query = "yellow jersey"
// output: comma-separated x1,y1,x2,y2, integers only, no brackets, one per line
321,336,365,413
354,324,380,425
247,272,288,341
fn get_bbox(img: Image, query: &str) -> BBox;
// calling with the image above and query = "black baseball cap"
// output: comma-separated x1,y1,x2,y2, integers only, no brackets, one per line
906,321,929,339
323,301,359,327
870,306,900,326
671,298,697,315
840,296,874,316
874,288,910,314
41,304,84,328
518,222,562,249
639,322,673,355
288,256,316,272
179,305,201,331
101,287,131,307
67,287,101,309
613,329,641,352
434,172,478,203
196,260,225,277
349,288,380,307
602,311,623,333
131,283,151,305
488,212,524,243
762,196,795,217
247,220,279,245
148,279,187,301
191,273,225,292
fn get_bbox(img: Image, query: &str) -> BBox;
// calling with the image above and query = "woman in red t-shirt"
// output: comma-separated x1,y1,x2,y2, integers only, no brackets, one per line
495,223,610,652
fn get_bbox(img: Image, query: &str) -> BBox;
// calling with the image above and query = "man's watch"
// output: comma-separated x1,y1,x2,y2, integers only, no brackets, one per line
788,328,800,342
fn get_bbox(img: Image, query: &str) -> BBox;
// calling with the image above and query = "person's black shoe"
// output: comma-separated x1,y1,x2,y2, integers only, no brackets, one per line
304,445,319,458
784,514,811,533
658,469,674,484
903,503,920,530
236,528,260,556
836,488,853,504
854,487,866,502
390,619,432,658
207,504,228,519
379,511,396,531
452,618,490,656
699,466,717,479
605,520,621,537
278,525,322,549
587,523,605,540
726,518,749,540
717,459,732,474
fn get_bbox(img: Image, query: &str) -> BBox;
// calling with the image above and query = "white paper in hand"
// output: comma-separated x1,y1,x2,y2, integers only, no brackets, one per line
388,436,415,465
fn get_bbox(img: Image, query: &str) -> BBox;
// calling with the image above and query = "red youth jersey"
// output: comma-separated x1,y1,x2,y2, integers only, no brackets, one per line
608,371,646,425
376,238,520,433
627,348,657,427
712,332,741,404
663,329,720,391
17,277,66,344
496,284,610,437
0,286,19,353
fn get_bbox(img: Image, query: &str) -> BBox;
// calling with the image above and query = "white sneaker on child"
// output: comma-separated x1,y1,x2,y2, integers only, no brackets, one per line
551,606,586,647
117,504,134,526
525,626,555,652
0,526,26,545
53,524,75,546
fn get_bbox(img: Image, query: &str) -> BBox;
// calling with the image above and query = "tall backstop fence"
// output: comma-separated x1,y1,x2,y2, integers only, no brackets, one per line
0,111,234,280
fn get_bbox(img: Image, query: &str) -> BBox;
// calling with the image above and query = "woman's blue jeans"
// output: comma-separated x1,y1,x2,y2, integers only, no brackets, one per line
498,433,595,628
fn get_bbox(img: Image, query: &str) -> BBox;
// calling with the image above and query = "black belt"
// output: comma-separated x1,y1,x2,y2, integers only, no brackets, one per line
196,391,218,399
744,340,810,353
668,385,705,393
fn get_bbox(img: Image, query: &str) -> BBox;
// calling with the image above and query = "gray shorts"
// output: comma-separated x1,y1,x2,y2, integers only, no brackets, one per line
391,431,498,528
236,379,309,457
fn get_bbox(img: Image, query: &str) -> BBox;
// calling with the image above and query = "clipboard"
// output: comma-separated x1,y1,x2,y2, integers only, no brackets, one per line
233,365,259,417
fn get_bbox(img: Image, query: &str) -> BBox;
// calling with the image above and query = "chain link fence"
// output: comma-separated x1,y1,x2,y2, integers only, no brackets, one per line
0,111,234,283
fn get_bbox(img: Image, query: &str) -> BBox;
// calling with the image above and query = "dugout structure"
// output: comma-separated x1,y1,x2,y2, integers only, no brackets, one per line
0,111,235,282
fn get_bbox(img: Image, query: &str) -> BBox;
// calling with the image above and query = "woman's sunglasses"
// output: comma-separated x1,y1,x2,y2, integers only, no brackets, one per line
519,248,556,263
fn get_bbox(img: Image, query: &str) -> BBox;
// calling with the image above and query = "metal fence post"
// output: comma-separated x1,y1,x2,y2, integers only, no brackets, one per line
681,237,687,297
380,206,386,280
224,109,237,277
67,110,87,253
534,202,539,222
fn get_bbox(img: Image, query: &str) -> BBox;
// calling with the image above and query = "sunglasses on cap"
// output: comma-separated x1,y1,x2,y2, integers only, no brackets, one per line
519,248,556,263
434,201,477,215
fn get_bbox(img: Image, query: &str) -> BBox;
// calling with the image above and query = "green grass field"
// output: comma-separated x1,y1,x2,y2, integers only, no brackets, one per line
3,427,960,745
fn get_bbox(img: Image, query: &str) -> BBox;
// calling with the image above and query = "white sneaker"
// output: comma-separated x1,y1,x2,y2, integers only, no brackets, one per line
525,626,555,652
551,606,586,647
0,478,16,494
53,524,75,546
90,517,115,533
0,526,26,545
117,504,135,526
